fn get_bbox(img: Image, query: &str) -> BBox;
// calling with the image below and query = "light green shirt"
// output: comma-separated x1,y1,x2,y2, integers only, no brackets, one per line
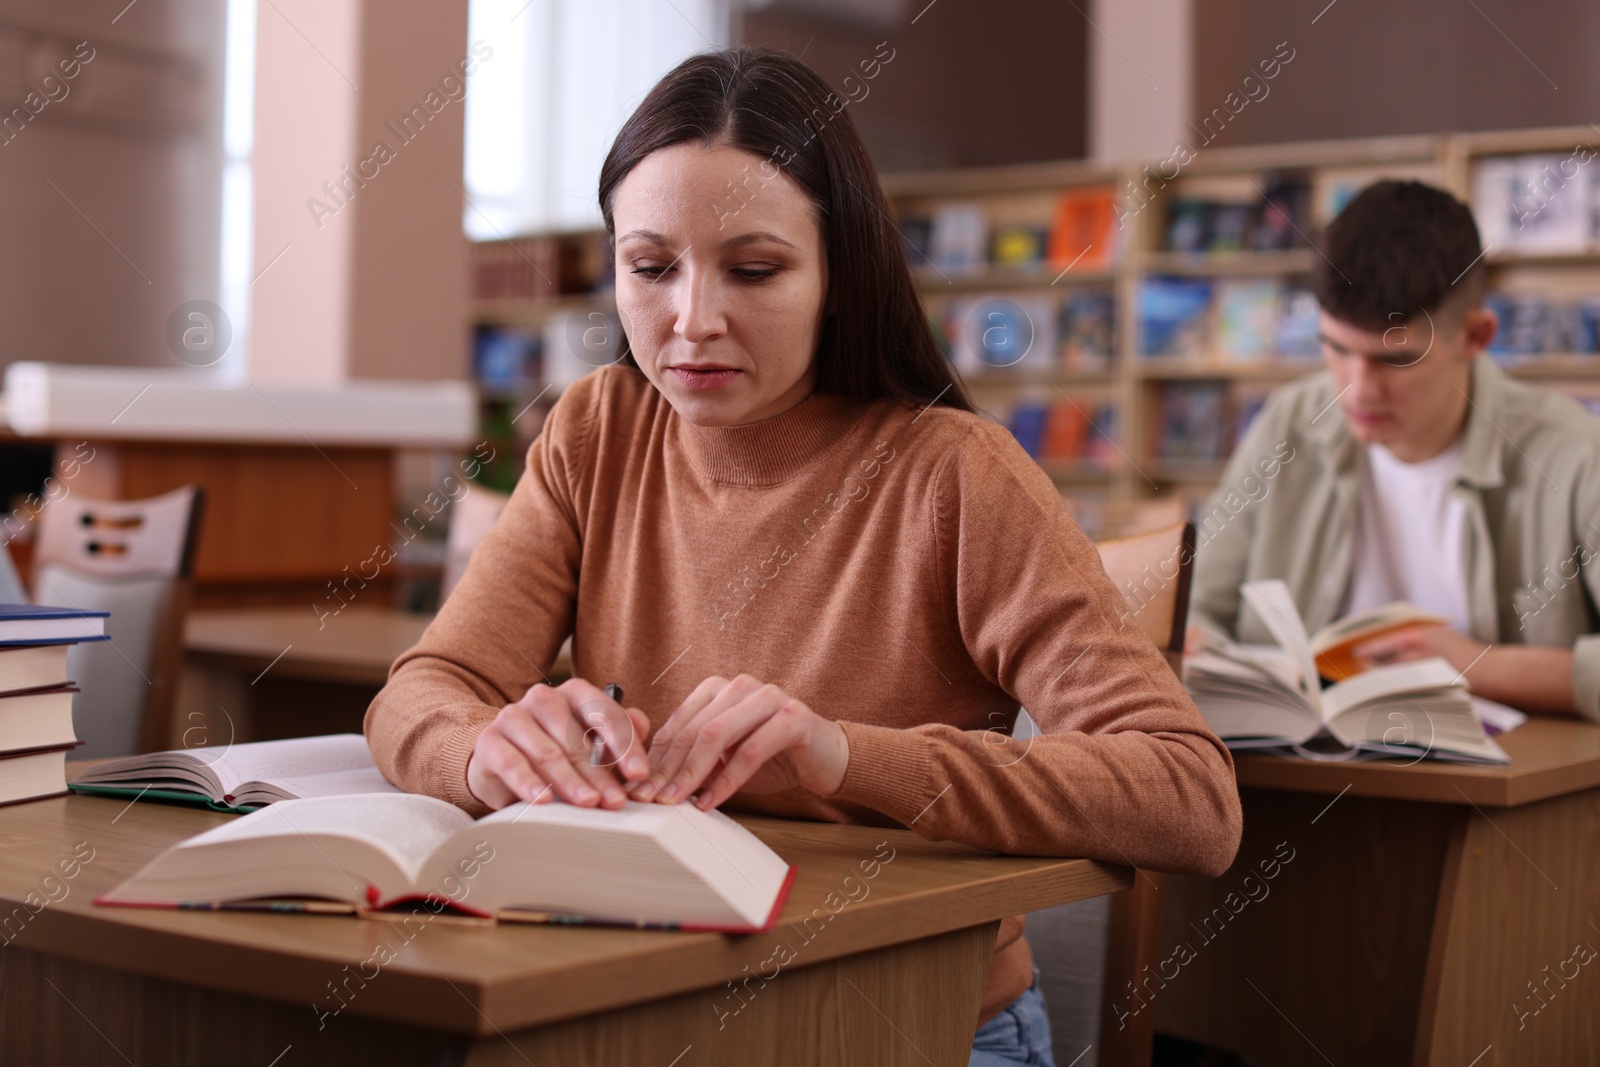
1190,357,1600,721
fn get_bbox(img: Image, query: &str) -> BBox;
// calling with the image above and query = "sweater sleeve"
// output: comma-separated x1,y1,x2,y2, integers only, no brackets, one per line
831,422,1243,877
363,376,596,815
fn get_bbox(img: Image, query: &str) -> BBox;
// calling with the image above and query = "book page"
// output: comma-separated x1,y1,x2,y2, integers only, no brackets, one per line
76,735,389,805
234,767,402,805
1320,658,1462,720
1309,602,1445,651
193,735,382,795
177,793,473,887
1240,580,1322,714
662,804,794,926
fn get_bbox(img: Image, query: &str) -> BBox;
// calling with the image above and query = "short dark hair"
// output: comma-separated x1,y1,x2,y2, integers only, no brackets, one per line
1313,179,1485,331
598,47,973,414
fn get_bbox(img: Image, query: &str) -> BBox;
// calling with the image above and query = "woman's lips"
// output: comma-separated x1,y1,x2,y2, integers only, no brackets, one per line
668,366,742,391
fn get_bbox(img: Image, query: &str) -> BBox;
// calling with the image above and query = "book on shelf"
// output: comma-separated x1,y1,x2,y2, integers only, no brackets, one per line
991,224,1049,269
1059,290,1116,372
1471,153,1597,255
470,232,612,302
1042,400,1090,462
1009,396,1095,464
1231,383,1275,451
97,792,797,933
1047,187,1119,272
1163,179,1311,255
70,734,401,812
1155,382,1229,462
472,325,542,397
1007,399,1050,459
1138,277,1213,359
1184,581,1511,764
929,203,989,274
1139,277,1323,368
542,306,623,389
947,295,1059,374
900,215,934,269
1084,402,1119,468
1213,279,1284,363
1206,202,1254,254
1275,287,1324,359
1165,199,1213,255
1483,291,1600,358
1250,177,1312,252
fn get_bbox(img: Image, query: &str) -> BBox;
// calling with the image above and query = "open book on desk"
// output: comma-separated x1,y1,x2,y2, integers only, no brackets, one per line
69,734,399,811
96,793,797,933
1184,580,1510,765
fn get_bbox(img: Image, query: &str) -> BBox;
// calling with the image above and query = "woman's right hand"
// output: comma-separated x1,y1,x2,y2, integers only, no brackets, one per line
465,678,652,810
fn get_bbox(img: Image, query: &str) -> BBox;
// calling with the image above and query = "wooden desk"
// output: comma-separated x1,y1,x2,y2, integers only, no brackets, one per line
1155,717,1600,1067
180,607,572,744
0,788,1129,1066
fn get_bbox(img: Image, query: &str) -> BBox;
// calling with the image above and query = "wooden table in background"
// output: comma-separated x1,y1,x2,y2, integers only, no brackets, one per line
1155,717,1600,1067
180,607,572,743
0,785,1129,1066
186,606,437,687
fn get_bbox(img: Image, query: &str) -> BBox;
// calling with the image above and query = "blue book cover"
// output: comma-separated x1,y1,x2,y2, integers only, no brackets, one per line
0,604,110,646
1139,277,1213,359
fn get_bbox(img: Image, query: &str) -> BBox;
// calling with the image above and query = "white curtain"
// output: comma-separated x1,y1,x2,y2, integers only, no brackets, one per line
463,0,731,237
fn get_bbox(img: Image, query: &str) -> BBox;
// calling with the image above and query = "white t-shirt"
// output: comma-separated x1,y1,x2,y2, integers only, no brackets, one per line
1341,438,1472,634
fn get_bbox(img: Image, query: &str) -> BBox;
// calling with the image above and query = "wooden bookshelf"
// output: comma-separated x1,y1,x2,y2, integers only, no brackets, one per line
877,126,1600,533
465,126,1600,537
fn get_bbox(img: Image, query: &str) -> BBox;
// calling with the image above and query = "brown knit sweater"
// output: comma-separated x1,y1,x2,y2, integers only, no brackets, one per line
365,365,1242,1026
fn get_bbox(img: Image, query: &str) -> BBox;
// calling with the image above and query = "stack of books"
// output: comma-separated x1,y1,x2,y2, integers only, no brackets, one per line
0,603,108,805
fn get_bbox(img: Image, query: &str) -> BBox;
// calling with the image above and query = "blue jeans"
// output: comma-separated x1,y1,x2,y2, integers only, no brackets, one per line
969,968,1056,1067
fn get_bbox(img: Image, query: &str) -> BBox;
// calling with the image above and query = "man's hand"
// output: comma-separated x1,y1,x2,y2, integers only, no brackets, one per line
1354,625,1579,715
466,678,651,810
631,674,850,811
1354,623,1486,674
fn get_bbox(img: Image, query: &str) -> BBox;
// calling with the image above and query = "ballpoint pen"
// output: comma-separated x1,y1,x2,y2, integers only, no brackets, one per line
590,683,624,766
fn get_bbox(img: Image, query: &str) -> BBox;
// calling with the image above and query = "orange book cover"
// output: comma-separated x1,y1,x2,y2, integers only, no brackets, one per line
1048,188,1118,272
1041,401,1089,461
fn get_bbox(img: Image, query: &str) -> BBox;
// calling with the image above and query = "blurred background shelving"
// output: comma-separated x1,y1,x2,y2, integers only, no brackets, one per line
465,125,1600,540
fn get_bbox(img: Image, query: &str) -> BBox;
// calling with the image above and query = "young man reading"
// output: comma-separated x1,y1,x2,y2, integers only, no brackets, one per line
1190,180,1600,719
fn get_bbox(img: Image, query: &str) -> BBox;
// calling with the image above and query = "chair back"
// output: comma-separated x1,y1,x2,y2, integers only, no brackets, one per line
1028,521,1196,1067
1093,520,1195,674
442,483,510,595
32,486,205,757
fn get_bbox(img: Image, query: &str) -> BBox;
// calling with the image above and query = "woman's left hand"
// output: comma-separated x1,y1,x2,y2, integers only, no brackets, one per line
631,674,850,811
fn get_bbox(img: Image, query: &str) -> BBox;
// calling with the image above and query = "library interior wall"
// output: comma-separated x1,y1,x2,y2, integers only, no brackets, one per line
1192,0,1600,147
0,0,225,375
737,0,1087,171
250,0,470,385
1089,0,1192,164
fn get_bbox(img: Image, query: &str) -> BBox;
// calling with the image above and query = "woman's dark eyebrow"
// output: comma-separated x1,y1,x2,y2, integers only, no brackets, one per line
616,229,673,246
722,231,798,251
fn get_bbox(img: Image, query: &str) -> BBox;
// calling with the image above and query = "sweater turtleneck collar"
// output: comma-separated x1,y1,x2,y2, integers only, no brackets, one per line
669,389,871,487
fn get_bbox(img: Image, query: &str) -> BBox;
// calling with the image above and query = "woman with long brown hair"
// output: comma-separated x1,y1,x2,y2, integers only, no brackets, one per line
367,46,1241,1065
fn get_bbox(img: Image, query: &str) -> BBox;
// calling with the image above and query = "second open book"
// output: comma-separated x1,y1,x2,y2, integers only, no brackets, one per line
97,792,797,933
1184,580,1510,764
